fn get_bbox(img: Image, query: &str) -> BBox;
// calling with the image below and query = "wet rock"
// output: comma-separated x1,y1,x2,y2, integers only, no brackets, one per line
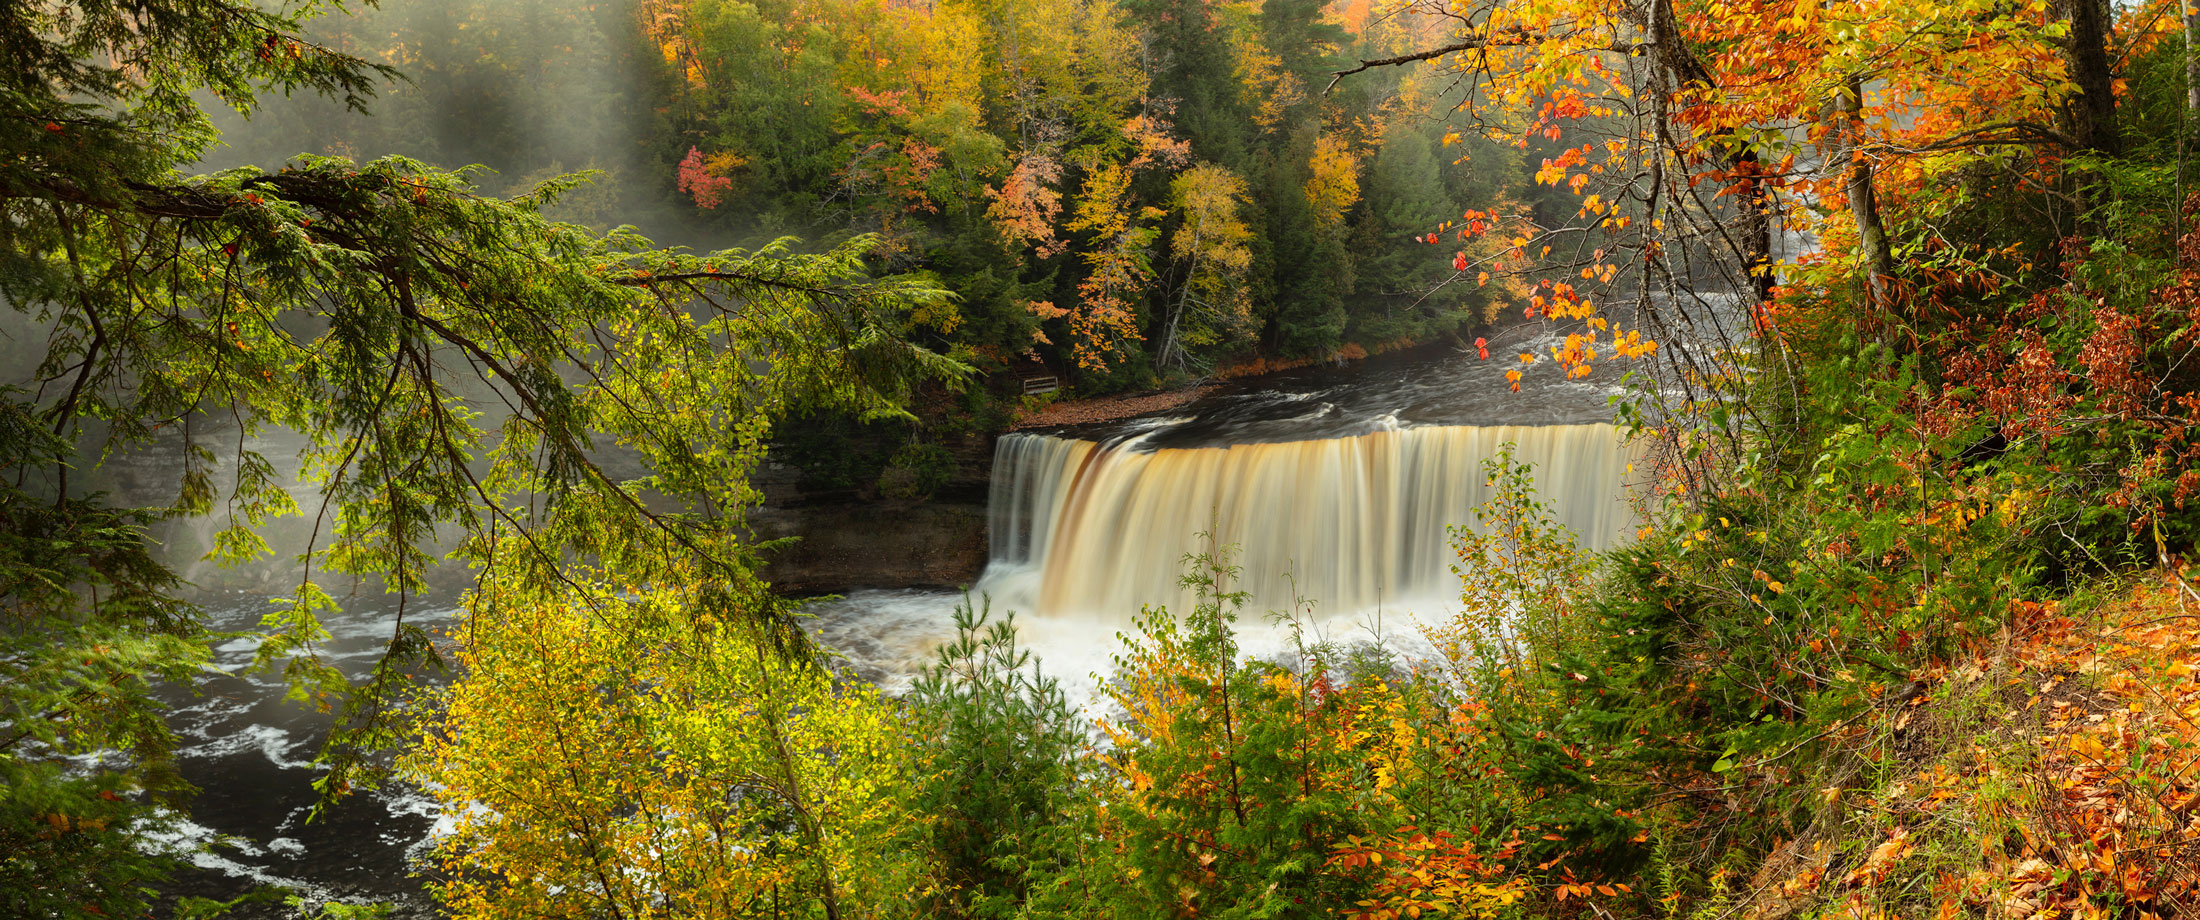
750,500,988,594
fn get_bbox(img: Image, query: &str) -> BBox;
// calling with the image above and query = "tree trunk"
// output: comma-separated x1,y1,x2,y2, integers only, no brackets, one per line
2187,0,2199,114
1738,151,1777,305
2058,0,2120,156
1837,78,1894,312
1648,0,1777,303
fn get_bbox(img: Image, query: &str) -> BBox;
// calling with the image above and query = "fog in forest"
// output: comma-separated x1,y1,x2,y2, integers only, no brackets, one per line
197,0,695,242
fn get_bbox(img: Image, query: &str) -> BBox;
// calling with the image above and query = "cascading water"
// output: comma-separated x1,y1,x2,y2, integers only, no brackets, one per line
807,341,1650,687
976,423,1634,622
143,341,1645,914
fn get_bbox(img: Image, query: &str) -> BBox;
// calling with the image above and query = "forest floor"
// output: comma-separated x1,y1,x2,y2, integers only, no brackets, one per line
1008,382,1225,430
1738,569,2200,919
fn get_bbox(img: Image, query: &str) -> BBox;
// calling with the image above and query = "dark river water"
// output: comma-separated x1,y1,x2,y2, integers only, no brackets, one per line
155,595,457,917
1054,324,1637,449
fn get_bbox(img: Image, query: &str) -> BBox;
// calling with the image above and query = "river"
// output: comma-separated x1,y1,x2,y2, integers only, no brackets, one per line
156,335,1643,914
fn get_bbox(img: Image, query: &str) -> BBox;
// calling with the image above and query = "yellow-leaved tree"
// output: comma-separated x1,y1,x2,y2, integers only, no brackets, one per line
1303,132,1362,234
410,573,931,920
1159,164,1257,370
1061,154,1164,372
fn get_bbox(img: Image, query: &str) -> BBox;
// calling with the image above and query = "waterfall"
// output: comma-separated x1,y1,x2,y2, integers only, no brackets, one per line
975,423,1636,621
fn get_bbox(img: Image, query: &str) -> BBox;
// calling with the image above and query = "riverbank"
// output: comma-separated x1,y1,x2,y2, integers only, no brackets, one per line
1008,383,1225,430
1006,337,1450,431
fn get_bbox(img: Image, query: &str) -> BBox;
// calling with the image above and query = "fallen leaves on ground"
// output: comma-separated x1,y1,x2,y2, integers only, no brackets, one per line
1744,570,2200,920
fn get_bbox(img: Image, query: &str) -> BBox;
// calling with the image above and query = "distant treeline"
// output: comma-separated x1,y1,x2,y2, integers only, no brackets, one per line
211,0,1577,393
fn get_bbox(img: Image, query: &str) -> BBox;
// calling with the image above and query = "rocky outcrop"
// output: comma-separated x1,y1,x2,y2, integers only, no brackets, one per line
747,429,996,594
749,499,989,594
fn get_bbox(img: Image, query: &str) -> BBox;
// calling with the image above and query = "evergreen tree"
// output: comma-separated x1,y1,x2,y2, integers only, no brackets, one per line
1256,0,1347,97
1265,126,1353,354
691,0,847,224
1128,0,1256,168
0,2,957,914
1353,124,1461,335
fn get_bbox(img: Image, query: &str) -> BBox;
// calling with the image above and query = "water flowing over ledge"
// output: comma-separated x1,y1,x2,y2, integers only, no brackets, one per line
976,423,1637,622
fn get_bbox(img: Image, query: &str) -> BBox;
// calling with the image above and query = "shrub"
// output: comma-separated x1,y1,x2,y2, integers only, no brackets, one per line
906,598,1087,919
878,442,957,501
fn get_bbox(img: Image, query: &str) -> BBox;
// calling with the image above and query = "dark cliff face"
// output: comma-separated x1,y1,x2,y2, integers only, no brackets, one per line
748,432,994,595
749,499,989,594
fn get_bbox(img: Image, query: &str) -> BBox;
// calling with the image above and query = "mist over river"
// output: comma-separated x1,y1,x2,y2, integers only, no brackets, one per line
158,340,1643,914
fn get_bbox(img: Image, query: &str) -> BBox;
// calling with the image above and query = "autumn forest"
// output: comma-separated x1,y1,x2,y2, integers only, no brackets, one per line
6,0,2200,918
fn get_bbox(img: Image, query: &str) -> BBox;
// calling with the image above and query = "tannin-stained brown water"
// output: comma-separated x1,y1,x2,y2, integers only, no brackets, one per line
811,340,1650,704
980,423,1635,621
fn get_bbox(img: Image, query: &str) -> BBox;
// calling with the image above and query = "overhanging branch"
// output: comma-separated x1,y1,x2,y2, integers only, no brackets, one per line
1324,35,1649,95
1325,40,1491,95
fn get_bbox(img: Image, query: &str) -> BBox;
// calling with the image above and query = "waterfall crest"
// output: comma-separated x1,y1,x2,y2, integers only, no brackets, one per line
977,423,1635,621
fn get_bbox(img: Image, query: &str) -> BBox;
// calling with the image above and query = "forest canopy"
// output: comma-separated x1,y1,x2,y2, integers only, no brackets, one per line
197,0,1568,390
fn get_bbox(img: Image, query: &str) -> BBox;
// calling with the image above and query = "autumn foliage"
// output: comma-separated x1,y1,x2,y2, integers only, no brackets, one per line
34,0,2200,916
415,576,932,920
409,0,2200,916
636,0,1545,385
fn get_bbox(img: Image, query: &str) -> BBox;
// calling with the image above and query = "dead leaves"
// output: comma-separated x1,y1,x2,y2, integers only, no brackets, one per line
1843,826,1914,887
1739,571,2200,919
